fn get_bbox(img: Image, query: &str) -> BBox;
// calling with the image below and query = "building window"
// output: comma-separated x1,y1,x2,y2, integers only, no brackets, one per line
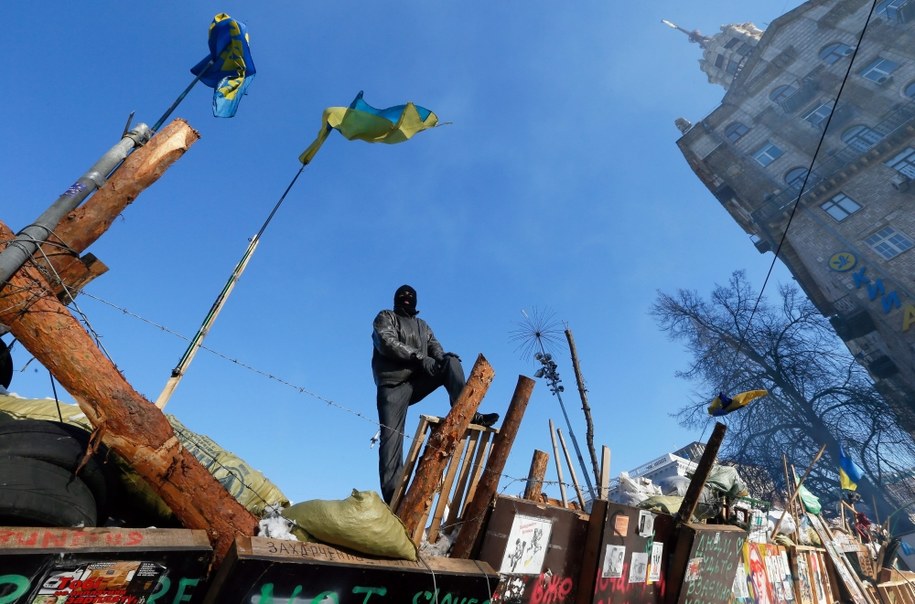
804,101,834,127
820,193,861,221
842,125,883,152
737,42,754,56
769,84,797,103
877,0,912,22
904,80,915,98
884,147,915,178
724,37,740,49
753,142,784,167
865,226,913,259
819,42,854,64
860,57,900,83
784,167,809,190
724,122,750,143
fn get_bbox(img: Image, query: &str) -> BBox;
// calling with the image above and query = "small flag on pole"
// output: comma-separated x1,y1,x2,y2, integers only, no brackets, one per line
838,445,865,491
190,13,256,118
299,91,439,165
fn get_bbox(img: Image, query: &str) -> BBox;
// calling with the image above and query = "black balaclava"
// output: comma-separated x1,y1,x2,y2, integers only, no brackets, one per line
393,285,418,317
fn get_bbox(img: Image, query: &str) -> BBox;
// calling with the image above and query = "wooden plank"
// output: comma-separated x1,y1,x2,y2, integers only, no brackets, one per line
425,431,469,543
390,415,431,511
205,536,500,604
575,498,608,604
444,429,483,530
806,513,874,604
0,526,210,553
463,430,493,506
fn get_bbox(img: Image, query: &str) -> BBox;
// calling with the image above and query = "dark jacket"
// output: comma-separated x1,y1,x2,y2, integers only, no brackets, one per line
372,310,444,386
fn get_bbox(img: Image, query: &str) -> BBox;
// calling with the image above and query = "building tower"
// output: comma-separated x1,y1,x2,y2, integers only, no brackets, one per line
675,0,915,429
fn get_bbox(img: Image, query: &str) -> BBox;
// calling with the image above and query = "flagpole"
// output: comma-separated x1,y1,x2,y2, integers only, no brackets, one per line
155,164,306,409
151,57,214,132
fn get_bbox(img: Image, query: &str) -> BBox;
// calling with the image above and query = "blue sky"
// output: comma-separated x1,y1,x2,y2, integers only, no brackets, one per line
2,2,796,505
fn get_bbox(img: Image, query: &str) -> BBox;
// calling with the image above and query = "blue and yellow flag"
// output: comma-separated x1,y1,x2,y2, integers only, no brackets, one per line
707,389,767,416
190,13,256,118
839,445,865,491
299,91,439,165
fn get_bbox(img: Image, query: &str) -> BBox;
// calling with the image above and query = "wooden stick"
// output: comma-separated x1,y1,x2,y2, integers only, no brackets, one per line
451,375,534,559
772,444,826,537
549,419,568,507
557,427,586,509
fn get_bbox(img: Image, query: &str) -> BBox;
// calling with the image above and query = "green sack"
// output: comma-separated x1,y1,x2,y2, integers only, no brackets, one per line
282,489,418,561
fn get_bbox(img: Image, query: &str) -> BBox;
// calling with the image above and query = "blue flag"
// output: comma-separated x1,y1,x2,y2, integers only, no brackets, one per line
839,445,865,491
190,14,256,118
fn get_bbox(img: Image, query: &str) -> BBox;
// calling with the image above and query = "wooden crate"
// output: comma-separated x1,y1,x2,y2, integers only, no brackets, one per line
0,526,212,603
204,536,500,604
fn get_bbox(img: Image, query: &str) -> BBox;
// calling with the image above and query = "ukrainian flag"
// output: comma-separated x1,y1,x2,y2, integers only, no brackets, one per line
300,91,439,165
839,445,865,491
190,13,256,118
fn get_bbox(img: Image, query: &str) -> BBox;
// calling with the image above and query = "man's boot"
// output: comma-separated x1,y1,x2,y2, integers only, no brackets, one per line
471,412,499,427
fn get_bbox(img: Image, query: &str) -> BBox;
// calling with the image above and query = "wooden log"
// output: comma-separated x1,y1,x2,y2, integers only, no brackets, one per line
0,234,255,565
565,328,600,487
675,422,726,524
451,374,535,559
549,419,569,507
523,449,549,501
32,119,199,298
396,354,494,543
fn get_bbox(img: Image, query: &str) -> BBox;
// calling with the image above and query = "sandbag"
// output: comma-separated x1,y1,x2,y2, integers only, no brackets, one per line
282,489,418,561
705,465,749,498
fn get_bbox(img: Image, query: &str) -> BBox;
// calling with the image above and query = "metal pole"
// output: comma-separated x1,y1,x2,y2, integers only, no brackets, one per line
0,125,152,288
154,164,306,409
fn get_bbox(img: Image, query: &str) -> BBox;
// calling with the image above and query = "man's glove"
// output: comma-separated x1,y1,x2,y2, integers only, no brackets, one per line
421,356,439,376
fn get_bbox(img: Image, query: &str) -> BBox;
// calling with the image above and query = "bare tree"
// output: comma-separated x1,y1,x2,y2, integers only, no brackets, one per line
651,271,915,528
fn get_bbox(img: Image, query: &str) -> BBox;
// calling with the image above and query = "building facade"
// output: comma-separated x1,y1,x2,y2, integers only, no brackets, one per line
676,0,915,427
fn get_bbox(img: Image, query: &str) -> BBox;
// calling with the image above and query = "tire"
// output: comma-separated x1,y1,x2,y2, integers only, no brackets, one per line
0,419,112,515
0,455,97,526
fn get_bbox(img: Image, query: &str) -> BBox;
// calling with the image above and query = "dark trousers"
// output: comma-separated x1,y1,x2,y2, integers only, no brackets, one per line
377,356,465,504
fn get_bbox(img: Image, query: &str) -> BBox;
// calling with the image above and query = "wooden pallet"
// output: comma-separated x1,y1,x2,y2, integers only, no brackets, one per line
389,414,498,544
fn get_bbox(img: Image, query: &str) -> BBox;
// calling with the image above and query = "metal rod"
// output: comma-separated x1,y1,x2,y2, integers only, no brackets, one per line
152,57,214,132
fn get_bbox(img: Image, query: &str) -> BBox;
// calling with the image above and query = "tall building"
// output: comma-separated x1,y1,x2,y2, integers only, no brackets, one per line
675,0,915,427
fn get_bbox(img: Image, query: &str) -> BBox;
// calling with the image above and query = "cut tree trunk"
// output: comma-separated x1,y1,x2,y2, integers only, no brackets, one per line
0,219,257,566
397,354,494,544
31,119,199,300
